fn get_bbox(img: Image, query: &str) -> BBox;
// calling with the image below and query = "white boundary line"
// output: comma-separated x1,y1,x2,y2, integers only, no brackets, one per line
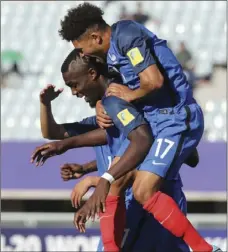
1,212,226,225
1,189,227,201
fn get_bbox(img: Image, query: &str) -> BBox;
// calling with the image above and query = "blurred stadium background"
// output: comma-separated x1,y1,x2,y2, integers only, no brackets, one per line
1,1,227,251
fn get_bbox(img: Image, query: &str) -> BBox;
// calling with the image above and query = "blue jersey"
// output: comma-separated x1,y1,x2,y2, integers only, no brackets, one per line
107,20,195,113
102,95,147,156
63,116,98,135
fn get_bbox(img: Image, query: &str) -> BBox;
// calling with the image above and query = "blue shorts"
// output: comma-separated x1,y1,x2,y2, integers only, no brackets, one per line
97,180,190,252
118,103,204,180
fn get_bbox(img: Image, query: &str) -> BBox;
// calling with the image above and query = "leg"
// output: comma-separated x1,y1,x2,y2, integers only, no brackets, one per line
156,183,190,252
131,131,213,252
133,171,213,252
131,179,190,252
99,156,135,252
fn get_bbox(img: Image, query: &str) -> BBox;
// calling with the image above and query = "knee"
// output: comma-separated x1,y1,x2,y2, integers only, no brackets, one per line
132,183,156,205
133,176,162,205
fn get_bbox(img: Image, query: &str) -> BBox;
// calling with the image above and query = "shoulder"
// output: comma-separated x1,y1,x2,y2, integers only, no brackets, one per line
102,95,123,108
102,96,133,114
111,20,136,32
111,20,143,54
111,20,141,39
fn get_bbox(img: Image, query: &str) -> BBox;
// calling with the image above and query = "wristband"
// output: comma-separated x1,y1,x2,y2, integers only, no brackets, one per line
101,172,115,184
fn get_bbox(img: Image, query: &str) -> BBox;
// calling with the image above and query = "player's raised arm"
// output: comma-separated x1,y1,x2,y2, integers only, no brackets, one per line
40,84,67,139
40,84,99,140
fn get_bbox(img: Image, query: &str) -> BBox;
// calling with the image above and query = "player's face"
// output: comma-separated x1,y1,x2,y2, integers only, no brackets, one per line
72,31,110,59
62,69,103,108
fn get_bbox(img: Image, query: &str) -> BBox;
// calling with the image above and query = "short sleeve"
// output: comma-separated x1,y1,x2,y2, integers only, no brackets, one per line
102,96,146,138
115,21,156,75
63,116,98,137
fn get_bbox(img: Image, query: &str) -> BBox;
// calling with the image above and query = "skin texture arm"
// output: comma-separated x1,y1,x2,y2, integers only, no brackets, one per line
106,65,164,103
81,160,98,174
40,102,68,139
31,128,108,165
61,160,98,181
55,128,107,150
40,84,68,139
128,65,164,102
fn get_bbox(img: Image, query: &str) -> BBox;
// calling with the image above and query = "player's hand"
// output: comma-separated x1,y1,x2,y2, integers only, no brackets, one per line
61,163,84,181
106,83,133,102
82,178,110,222
40,84,63,105
74,206,88,233
71,177,93,208
95,100,113,129
31,141,67,166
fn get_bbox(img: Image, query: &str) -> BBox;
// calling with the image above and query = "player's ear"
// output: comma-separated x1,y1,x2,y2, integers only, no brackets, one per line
88,67,98,80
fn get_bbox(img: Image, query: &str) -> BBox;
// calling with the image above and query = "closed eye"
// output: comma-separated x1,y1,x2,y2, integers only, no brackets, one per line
66,81,78,88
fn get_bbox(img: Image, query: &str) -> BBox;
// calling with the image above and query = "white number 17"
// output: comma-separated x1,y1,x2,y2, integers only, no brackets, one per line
155,138,175,159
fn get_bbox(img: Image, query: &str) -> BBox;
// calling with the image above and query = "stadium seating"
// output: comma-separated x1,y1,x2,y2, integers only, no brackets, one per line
1,1,226,141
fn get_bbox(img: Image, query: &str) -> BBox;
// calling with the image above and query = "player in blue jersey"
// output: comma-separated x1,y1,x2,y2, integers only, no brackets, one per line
57,4,222,252
32,50,219,252
35,50,190,252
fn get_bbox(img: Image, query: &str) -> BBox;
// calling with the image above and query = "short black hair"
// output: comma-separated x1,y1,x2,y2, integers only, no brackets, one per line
59,3,107,42
61,48,109,76
61,48,81,73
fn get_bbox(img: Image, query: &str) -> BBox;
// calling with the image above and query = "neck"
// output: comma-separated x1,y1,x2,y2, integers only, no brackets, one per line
103,26,111,55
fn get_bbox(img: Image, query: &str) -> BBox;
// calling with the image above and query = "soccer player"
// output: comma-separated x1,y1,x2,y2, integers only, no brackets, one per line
57,3,221,252
37,50,190,251
31,50,220,251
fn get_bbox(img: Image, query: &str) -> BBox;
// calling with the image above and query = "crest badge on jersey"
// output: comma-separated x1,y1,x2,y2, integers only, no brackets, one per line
117,109,135,126
108,53,117,63
127,47,144,66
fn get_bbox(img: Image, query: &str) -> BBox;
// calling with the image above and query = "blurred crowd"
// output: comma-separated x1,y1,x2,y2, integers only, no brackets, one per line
1,1,225,92
1,49,42,89
1,1,226,142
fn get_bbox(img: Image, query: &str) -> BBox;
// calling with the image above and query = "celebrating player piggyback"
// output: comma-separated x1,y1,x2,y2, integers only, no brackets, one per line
58,3,221,252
